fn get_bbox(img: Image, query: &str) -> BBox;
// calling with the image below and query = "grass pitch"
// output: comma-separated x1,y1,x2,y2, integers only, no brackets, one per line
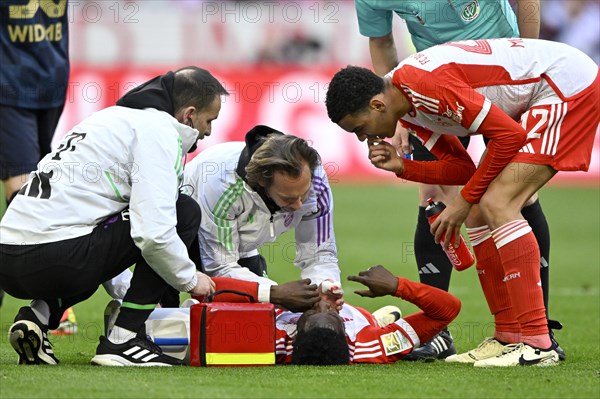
1,184,599,399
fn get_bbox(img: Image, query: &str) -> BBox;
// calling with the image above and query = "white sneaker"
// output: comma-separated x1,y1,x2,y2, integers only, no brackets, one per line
474,343,559,367
372,305,402,328
445,337,506,363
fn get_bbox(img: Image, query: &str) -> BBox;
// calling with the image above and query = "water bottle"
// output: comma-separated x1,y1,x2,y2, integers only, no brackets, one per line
425,198,475,271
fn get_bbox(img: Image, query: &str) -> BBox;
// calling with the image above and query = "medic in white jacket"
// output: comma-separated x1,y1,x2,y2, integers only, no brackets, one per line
0,105,200,293
183,126,340,290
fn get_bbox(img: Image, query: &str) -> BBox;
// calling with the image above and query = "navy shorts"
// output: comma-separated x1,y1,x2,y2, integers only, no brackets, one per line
0,105,63,180
409,134,471,161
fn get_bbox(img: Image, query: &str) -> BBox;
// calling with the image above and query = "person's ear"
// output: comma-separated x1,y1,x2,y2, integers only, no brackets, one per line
176,106,195,124
369,97,386,112
184,106,196,121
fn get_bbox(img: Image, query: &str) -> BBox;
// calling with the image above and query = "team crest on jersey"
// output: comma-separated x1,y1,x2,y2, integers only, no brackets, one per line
381,331,413,356
461,0,480,21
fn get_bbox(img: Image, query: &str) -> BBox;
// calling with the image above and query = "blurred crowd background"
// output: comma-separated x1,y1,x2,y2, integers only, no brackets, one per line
68,0,599,67
59,0,600,183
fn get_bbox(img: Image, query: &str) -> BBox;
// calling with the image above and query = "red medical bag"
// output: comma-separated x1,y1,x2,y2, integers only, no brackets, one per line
189,290,275,367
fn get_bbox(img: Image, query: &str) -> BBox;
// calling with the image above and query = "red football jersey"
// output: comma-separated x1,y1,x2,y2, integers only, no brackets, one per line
275,304,420,364
391,38,599,203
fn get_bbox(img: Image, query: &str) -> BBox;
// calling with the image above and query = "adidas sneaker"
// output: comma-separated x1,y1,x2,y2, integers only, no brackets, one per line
445,337,506,364
91,335,184,366
8,306,59,365
473,342,559,367
402,328,456,361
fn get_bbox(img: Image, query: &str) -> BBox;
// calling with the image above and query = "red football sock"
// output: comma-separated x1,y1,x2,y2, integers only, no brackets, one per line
492,220,550,348
468,226,520,343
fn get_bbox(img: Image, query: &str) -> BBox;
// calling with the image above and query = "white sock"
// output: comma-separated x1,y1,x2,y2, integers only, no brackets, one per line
108,326,137,344
30,300,50,326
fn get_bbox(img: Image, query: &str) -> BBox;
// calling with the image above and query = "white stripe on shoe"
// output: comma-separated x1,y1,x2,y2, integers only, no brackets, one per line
132,349,151,359
123,346,141,356
141,354,160,362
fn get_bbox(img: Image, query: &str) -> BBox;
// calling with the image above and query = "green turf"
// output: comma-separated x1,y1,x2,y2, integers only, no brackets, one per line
1,184,599,399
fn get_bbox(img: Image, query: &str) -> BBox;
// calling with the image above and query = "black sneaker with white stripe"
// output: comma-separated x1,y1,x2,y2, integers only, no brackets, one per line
8,306,59,365
91,335,184,366
402,328,456,361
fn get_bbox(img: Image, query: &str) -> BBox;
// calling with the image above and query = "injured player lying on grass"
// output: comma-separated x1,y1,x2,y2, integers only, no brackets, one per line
277,265,460,365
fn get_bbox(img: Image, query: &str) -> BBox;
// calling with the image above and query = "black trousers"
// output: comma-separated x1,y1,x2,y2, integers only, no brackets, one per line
0,194,201,332
158,238,269,308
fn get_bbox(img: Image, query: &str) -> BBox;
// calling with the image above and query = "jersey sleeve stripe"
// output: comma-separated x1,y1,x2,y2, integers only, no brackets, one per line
104,171,125,202
412,100,439,114
468,97,492,132
423,132,441,151
352,351,384,360
354,339,380,347
395,319,420,348
410,91,440,107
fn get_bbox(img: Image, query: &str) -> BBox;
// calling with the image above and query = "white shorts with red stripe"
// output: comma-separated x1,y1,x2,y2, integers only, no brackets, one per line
513,72,599,171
